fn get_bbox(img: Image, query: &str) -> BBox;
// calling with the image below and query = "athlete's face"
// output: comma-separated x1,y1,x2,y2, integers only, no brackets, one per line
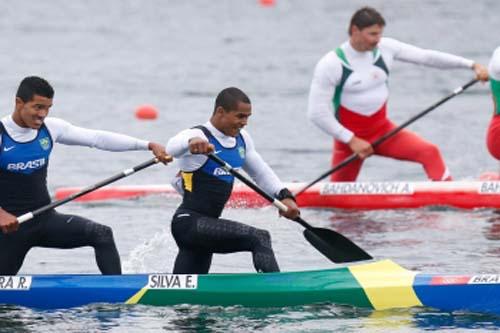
14,94,53,129
214,102,252,137
350,24,383,52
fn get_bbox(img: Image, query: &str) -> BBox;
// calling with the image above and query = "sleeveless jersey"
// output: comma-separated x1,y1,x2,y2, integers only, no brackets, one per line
179,126,246,217
0,123,53,214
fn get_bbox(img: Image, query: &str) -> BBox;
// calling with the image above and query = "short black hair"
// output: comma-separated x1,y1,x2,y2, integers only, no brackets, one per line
16,76,55,102
214,87,251,113
349,7,385,35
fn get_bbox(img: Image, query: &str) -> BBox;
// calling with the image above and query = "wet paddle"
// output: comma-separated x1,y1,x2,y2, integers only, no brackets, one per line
16,158,160,224
207,153,372,263
295,78,479,197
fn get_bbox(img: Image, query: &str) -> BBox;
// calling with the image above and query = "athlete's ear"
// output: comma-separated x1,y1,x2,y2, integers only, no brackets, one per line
14,97,24,111
214,106,226,115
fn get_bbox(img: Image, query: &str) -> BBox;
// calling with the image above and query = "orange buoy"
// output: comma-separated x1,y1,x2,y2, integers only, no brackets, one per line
259,0,275,6
135,104,158,120
479,171,500,181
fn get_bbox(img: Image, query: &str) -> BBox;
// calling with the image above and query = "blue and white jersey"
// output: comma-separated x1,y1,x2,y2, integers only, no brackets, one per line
196,125,246,183
178,125,246,217
0,115,151,214
0,123,52,175
167,121,285,218
0,122,53,213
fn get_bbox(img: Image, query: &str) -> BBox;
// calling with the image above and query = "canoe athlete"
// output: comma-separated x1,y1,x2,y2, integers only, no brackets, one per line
307,6,489,181
0,76,171,275
166,87,300,274
487,46,500,160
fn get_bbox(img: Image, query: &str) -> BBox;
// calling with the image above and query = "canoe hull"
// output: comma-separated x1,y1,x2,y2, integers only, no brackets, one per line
55,181,500,210
2,260,500,315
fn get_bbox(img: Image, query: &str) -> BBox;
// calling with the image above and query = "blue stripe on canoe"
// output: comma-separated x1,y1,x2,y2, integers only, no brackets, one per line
414,274,500,315
0,275,147,309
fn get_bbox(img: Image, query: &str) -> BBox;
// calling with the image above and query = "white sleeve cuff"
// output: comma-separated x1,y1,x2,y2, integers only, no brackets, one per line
337,129,354,144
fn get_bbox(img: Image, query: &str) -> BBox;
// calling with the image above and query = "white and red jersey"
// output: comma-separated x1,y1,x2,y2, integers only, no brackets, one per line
307,38,474,143
487,46,500,160
489,46,500,115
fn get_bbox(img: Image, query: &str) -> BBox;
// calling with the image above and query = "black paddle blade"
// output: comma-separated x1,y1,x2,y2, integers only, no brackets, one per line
303,228,372,263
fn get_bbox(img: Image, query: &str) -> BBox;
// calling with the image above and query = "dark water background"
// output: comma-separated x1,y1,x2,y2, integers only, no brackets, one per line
1,0,500,331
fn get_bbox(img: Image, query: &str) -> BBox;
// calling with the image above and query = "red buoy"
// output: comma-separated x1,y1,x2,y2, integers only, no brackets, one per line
259,0,275,6
135,105,158,120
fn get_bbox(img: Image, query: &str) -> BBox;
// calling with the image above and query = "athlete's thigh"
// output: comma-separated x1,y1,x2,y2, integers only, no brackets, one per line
173,211,264,253
331,140,363,181
195,216,263,253
375,128,435,161
38,211,99,249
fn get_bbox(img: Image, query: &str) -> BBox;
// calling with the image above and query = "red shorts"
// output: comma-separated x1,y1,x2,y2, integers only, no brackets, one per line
487,115,500,160
331,104,450,181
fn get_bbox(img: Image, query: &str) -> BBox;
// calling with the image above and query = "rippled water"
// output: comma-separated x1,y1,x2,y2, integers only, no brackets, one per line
2,0,500,331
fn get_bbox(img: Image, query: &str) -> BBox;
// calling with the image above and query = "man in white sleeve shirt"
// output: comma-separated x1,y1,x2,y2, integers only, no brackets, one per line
166,87,299,274
0,76,171,275
307,6,489,182
487,47,500,160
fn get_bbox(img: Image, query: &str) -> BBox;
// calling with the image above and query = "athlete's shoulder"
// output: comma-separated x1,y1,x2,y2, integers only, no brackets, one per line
44,117,71,127
379,37,406,51
313,49,343,84
43,117,73,139
239,128,252,141
239,129,255,149
316,49,342,68
489,47,500,80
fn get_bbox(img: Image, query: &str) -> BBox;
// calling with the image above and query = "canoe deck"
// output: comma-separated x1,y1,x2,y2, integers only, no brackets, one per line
2,260,500,315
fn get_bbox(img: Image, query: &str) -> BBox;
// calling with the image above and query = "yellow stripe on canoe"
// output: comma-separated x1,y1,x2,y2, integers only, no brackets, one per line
125,286,148,304
349,259,423,310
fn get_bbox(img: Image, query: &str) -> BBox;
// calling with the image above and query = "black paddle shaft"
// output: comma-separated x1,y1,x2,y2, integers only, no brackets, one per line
295,79,479,196
16,158,159,224
207,153,372,263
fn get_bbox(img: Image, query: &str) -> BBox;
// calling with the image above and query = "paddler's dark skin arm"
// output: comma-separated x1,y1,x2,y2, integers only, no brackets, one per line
0,208,18,234
188,137,300,220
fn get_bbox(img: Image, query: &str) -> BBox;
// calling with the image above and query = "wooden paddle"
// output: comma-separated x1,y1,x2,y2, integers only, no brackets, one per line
16,158,160,224
295,79,479,197
207,153,372,263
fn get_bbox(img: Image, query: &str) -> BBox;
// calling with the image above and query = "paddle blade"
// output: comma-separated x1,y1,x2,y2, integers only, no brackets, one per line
303,228,372,263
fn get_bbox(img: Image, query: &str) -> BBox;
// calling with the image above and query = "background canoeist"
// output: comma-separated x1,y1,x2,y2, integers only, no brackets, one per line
487,46,500,161
166,87,300,274
0,76,171,275
307,6,489,182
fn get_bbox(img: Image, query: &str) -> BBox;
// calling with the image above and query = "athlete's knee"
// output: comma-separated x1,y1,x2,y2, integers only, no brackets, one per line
252,228,273,249
417,143,442,162
88,223,116,246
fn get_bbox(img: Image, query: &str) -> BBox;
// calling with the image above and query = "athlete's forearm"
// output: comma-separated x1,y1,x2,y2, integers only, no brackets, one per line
390,38,473,69
49,118,149,151
307,80,354,143
166,128,206,157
